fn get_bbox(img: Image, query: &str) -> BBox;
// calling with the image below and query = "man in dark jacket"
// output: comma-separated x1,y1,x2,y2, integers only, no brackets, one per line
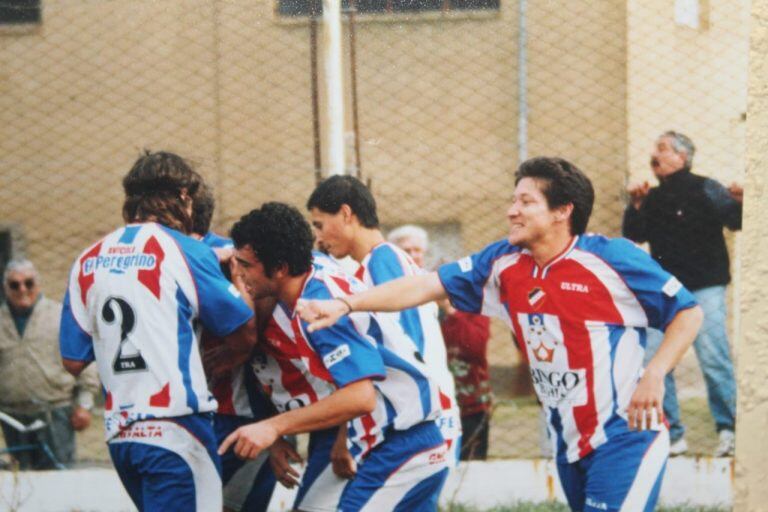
623,130,742,457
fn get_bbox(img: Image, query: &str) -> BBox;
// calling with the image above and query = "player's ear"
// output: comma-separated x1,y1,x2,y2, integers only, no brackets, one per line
554,203,574,224
340,204,354,224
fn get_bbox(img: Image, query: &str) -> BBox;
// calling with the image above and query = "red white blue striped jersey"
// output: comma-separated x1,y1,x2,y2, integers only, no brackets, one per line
356,242,457,411
199,232,271,420
255,263,442,462
437,235,697,463
59,223,254,440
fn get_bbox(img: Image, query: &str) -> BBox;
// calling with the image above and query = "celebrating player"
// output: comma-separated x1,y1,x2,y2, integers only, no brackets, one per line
307,175,461,468
191,182,277,512
219,202,450,511
298,157,704,512
59,151,258,511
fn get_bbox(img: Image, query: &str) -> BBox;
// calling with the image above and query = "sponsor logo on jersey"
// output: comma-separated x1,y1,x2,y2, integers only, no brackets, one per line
662,276,683,297
323,344,351,368
458,256,473,272
560,281,589,293
429,450,447,465
82,253,157,275
529,367,587,407
227,283,241,298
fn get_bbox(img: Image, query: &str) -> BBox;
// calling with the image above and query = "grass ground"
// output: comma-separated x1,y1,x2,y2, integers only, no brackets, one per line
442,504,728,512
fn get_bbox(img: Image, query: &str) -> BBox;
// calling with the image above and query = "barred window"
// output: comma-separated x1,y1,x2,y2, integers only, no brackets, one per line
278,0,499,17
0,0,41,25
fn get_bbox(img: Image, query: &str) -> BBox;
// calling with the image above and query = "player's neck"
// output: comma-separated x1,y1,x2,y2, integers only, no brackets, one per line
349,228,385,263
529,230,575,269
278,272,312,311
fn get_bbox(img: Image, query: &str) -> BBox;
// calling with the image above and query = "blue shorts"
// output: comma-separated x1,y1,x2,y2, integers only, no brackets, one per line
294,427,348,512
214,414,277,512
557,429,669,512
340,421,449,512
108,414,222,512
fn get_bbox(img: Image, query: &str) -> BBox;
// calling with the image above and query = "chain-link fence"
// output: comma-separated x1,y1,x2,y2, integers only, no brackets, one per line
0,0,749,466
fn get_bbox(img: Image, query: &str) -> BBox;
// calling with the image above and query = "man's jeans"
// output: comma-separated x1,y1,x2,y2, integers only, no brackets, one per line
644,286,737,441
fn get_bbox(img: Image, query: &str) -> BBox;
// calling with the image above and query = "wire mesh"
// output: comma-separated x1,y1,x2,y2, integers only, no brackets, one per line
0,0,749,466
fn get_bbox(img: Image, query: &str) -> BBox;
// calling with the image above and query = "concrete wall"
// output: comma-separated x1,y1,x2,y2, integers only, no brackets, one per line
734,0,768,508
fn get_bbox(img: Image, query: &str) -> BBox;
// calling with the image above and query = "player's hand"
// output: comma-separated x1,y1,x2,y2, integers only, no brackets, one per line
202,344,236,380
627,181,650,210
728,182,744,203
296,299,348,333
218,421,280,460
627,367,665,431
269,438,303,488
70,406,92,431
330,433,356,479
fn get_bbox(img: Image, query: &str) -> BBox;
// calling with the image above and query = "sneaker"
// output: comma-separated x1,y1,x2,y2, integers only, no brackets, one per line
714,430,735,457
669,437,688,456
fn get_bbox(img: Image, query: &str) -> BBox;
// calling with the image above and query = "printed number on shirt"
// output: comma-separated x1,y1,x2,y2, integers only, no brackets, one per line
102,297,148,374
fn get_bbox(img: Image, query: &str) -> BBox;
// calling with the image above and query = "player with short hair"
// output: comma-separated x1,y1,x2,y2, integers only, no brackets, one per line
307,176,461,469
298,157,704,512
219,202,450,512
191,182,278,512
59,151,258,511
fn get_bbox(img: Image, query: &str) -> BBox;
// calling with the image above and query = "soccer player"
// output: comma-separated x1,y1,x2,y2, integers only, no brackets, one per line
306,175,461,468
219,202,450,511
59,151,258,511
298,157,704,512
191,183,277,512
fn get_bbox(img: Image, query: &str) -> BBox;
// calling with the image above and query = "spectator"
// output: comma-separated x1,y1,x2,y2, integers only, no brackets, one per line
388,225,493,461
0,258,98,469
623,131,741,457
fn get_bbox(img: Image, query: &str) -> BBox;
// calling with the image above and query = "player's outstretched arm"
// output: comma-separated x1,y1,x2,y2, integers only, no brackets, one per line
218,379,377,459
297,272,448,332
627,305,703,431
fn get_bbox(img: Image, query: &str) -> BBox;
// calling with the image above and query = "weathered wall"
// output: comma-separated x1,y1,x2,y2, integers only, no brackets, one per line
734,1,768,509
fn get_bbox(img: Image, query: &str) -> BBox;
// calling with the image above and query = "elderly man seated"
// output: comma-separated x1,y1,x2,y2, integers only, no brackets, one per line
0,258,98,469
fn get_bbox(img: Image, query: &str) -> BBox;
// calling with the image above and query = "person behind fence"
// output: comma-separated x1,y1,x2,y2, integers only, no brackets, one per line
623,131,742,457
298,156,705,512
59,151,258,511
387,224,493,462
0,258,98,470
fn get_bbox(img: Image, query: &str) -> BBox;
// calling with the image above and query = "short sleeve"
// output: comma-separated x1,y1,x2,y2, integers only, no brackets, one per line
60,288,95,362
302,284,386,388
437,239,515,316
603,238,698,330
170,230,253,337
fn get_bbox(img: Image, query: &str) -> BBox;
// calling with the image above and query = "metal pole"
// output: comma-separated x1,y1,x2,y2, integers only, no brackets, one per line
310,0,322,184
322,0,345,176
347,0,362,179
517,0,528,164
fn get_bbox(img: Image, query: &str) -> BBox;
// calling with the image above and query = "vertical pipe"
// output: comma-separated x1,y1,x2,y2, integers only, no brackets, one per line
517,0,528,164
348,0,362,179
323,0,346,176
309,0,322,184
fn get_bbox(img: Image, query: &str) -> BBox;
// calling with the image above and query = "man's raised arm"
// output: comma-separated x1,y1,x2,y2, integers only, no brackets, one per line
297,272,447,332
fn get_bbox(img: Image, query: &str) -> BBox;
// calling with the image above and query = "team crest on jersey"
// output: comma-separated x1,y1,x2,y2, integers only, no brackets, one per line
527,287,546,309
526,314,556,363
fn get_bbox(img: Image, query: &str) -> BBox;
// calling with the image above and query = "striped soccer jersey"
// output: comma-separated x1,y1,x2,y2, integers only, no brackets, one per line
199,232,270,419
437,235,697,463
356,243,457,411
59,223,254,440
254,263,443,462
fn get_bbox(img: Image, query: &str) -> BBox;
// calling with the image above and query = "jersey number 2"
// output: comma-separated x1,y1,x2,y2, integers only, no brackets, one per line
102,297,148,373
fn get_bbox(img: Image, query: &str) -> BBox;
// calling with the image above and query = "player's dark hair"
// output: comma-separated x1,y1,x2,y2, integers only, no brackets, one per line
122,150,202,234
515,157,594,235
231,202,314,278
306,175,379,228
192,183,215,236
